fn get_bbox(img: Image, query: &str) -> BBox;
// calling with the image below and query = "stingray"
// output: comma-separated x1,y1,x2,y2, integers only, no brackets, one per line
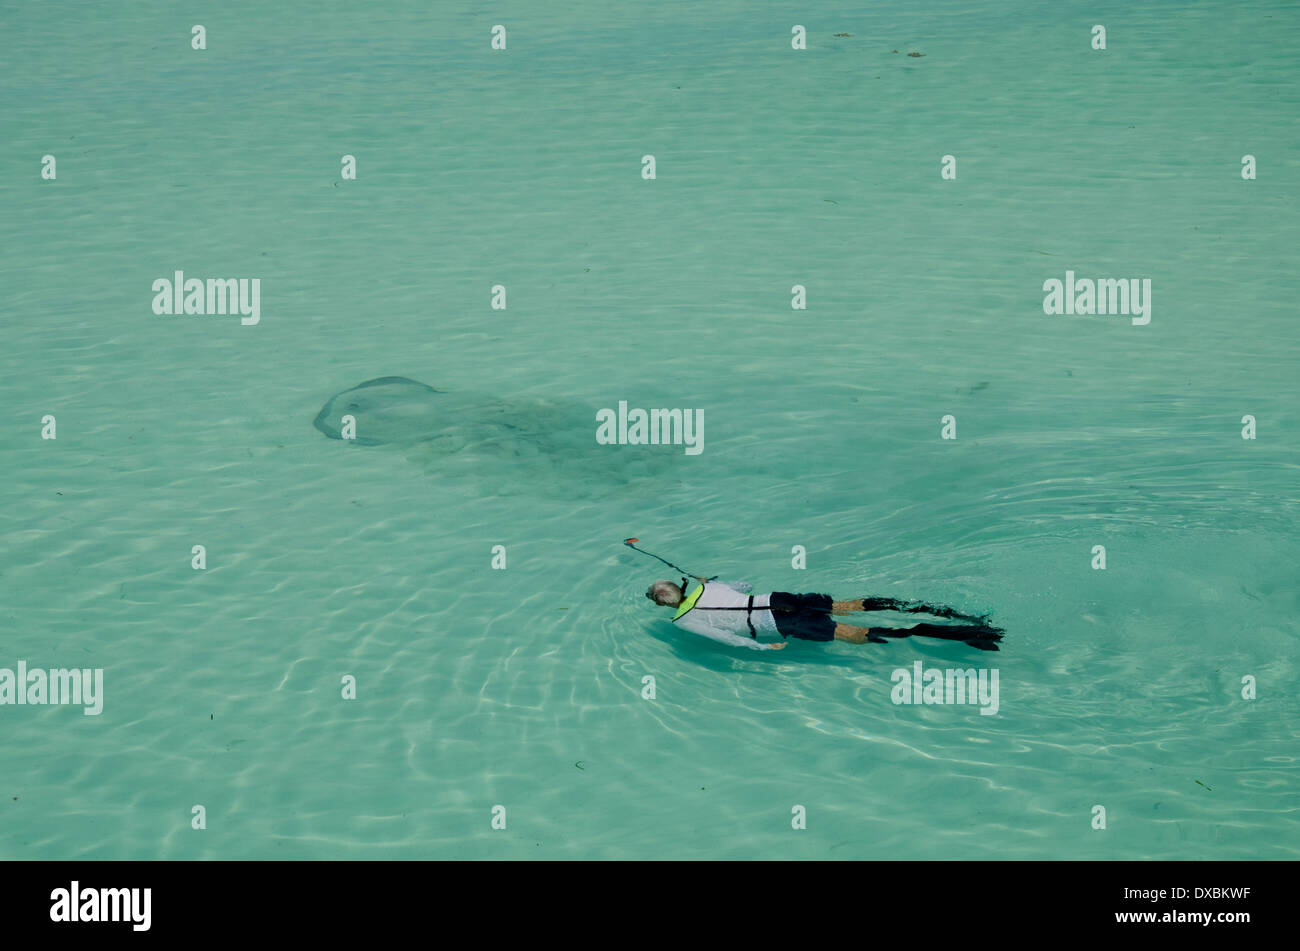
314,377,448,446
313,376,675,496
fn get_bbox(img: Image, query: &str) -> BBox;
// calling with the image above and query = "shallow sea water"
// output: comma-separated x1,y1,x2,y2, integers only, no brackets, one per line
1,1,1297,858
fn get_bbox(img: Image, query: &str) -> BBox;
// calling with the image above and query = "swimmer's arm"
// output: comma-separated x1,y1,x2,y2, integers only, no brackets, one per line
692,628,784,651
673,612,781,651
690,573,729,584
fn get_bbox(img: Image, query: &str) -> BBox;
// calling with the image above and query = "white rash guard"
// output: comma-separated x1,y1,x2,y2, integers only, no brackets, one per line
670,580,783,651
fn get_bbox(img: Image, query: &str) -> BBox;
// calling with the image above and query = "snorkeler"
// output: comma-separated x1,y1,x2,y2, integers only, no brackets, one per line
644,578,1005,653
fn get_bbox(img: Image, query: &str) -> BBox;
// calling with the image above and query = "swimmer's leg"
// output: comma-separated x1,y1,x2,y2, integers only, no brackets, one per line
832,624,889,645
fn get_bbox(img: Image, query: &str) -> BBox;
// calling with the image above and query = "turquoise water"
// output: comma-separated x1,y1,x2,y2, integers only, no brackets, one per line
2,1,1298,859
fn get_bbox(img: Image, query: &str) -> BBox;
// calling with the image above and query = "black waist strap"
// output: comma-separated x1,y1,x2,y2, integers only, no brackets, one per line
686,602,791,612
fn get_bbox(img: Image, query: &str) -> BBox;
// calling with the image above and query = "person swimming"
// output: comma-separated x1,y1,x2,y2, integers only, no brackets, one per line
645,577,1005,652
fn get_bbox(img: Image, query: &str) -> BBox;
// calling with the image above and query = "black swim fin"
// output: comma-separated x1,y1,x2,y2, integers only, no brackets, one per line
901,622,1006,649
858,597,990,626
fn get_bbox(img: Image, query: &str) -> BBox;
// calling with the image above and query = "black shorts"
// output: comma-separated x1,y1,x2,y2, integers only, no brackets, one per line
769,592,836,641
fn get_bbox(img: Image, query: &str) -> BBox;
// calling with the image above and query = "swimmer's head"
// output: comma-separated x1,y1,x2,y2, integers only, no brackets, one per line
645,579,683,607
